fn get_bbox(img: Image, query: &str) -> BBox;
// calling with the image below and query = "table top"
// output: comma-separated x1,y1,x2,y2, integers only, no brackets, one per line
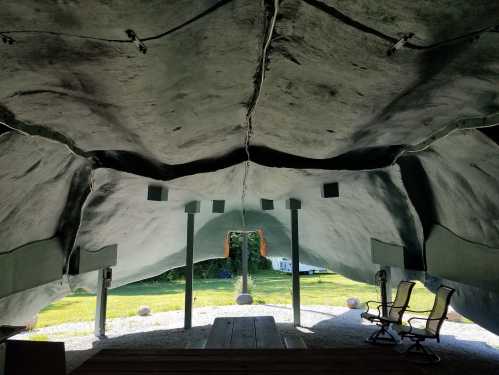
205,316,284,349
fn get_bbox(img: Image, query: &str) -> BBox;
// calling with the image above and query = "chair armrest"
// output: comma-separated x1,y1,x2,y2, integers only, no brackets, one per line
365,300,395,305
376,304,384,316
365,301,393,316
405,317,422,334
408,317,444,323
364,301,379,315
406,309,432,314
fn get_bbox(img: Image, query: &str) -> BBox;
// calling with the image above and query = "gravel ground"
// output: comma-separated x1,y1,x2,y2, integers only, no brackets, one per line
13,305,499,374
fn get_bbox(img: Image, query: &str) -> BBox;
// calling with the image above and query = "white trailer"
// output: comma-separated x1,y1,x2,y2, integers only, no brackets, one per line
270,257,327,275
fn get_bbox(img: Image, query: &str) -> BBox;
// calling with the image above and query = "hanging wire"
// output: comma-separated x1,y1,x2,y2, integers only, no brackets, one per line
0,0,235,44
392,112,499,164
302,0,499,52
0,0,495,56
240,0,279,229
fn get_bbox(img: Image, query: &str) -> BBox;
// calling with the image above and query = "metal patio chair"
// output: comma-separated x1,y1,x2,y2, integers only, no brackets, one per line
394,285,455,363
361,280,416,344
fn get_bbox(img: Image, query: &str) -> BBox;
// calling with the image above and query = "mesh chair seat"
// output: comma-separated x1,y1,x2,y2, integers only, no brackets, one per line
394,324,435,338
360,312,377,321
361,312,397,324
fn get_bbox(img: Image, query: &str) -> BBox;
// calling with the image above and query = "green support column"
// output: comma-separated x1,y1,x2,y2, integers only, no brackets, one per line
241,232,248,294
184,201,200,330
95,267,112,339
287,198,302,327
380,266,392,317
236,231,253,305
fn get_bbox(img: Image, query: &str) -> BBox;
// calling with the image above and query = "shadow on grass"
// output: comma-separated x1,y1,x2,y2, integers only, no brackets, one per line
63,274,379,300
108,279,235,297
40,300,82,312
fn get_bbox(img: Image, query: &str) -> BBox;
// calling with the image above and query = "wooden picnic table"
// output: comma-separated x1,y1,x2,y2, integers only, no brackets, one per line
205,316,284,349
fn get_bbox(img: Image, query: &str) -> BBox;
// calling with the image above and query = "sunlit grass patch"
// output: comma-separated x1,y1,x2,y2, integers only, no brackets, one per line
36,270,441,328
27,334,49,341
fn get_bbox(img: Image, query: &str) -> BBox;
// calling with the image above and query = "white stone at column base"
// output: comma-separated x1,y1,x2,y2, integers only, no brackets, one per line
236,294,253,305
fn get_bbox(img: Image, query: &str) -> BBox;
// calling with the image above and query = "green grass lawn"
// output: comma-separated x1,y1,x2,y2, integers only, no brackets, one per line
36,270,437,328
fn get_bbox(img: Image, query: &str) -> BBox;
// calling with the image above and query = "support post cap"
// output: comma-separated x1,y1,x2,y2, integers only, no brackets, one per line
185,201,201,213
286,198,301,210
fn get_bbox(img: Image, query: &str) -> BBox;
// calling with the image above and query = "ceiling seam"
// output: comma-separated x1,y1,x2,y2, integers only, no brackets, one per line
1,111,497,183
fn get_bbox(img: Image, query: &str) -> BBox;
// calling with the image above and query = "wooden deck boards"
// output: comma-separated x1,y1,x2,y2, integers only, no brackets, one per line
71,348,426,374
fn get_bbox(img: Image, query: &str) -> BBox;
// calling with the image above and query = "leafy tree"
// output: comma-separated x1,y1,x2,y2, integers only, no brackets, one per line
228,231,271,275
148,231,271,282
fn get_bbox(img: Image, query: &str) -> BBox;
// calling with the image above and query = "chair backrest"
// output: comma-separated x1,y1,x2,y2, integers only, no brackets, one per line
426,285,455,337
388,281,416,322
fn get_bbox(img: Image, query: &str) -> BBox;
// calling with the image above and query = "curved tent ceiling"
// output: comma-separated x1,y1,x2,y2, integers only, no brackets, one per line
0,0,498,333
